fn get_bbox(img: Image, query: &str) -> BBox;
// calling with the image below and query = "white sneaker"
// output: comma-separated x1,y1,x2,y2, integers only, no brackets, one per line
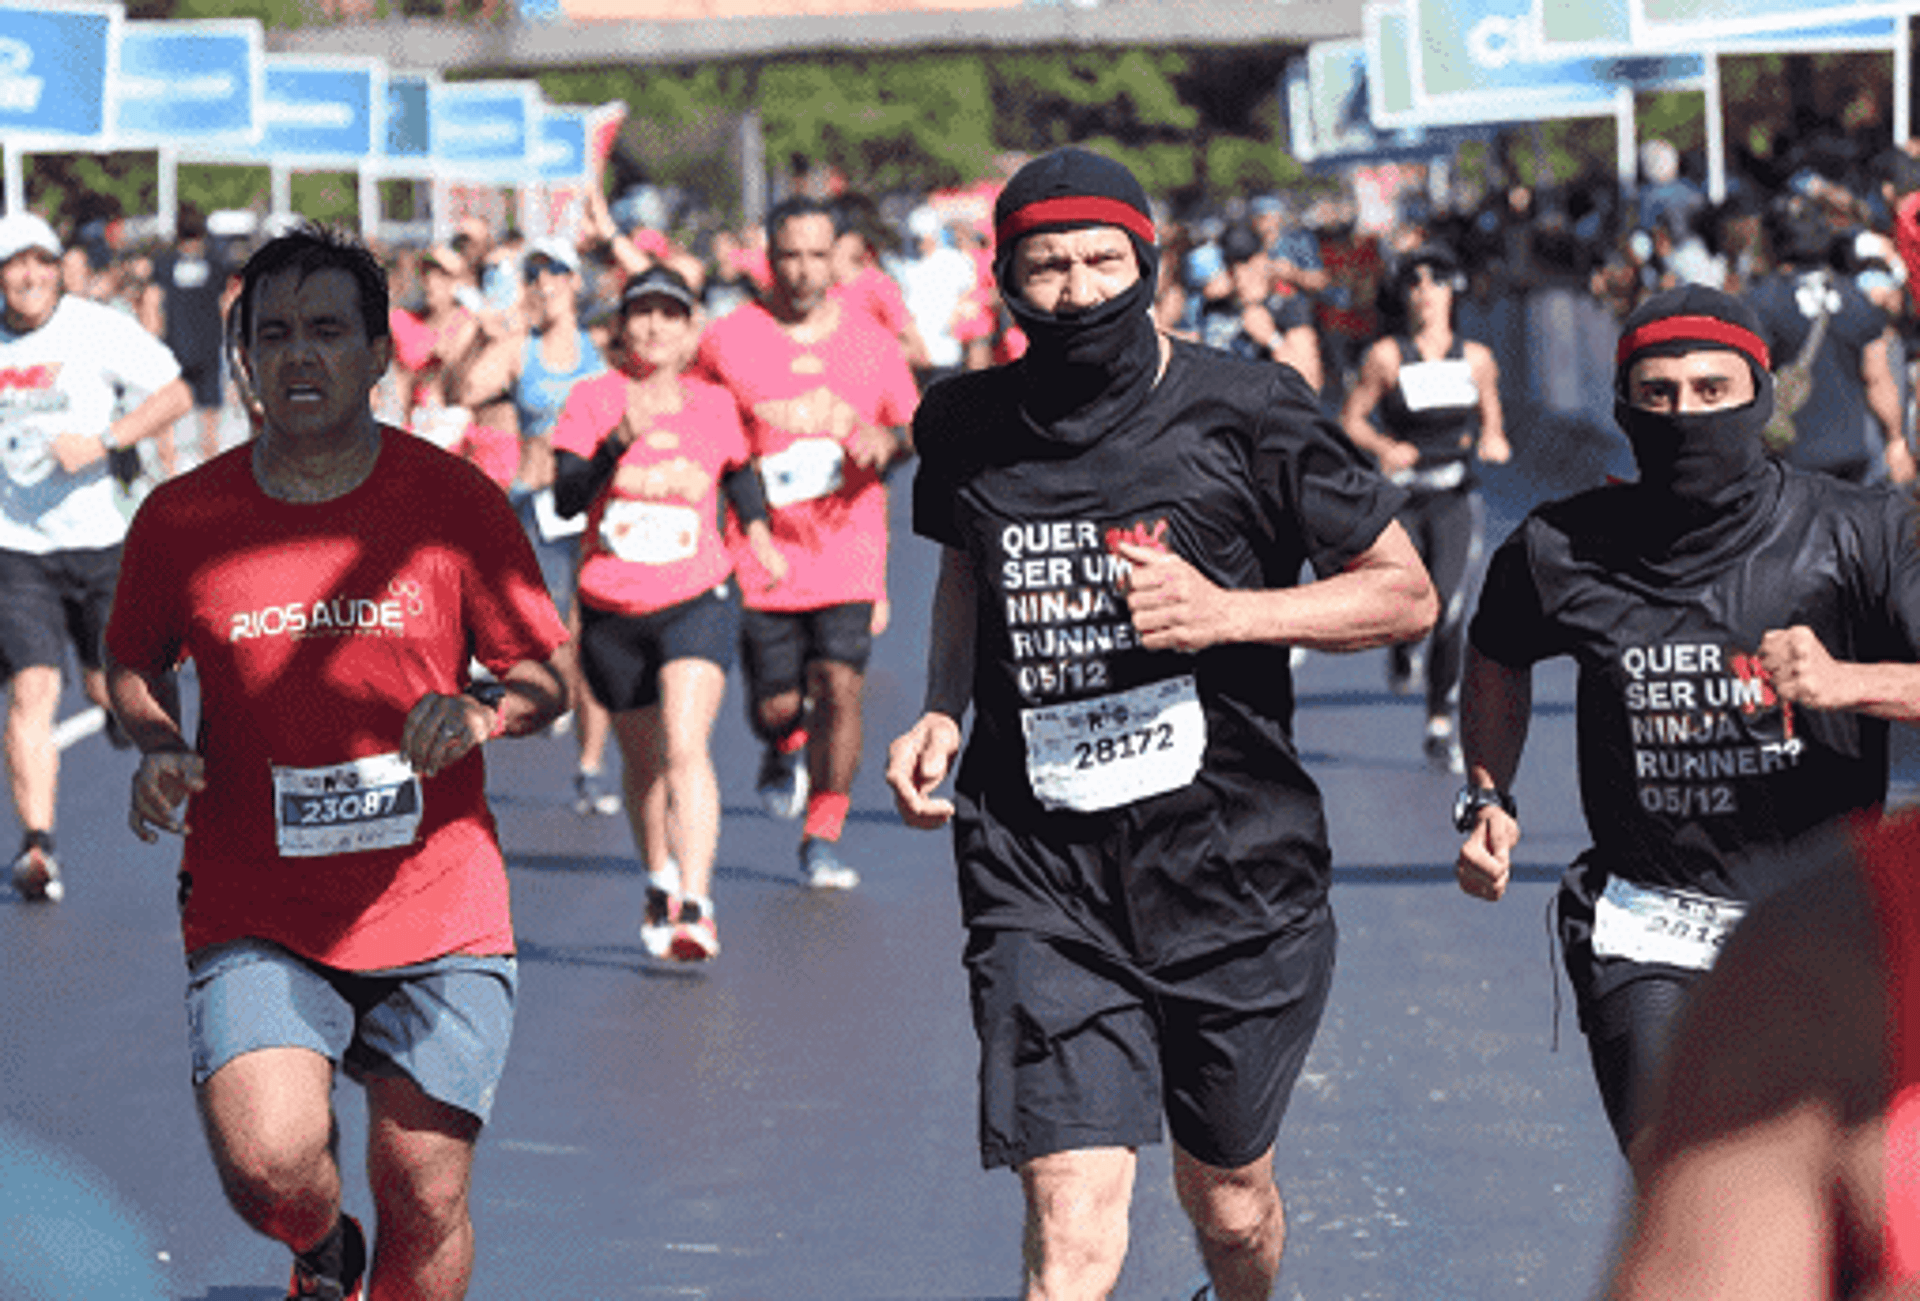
757,744,809,821
800,838,859,890
11,839,62,903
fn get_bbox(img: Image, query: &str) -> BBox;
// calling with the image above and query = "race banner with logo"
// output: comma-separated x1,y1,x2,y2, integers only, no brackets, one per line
1535,0,1901,55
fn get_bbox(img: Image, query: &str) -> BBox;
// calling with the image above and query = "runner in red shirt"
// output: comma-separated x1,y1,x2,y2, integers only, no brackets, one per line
552,266,786,962
105,225,568,1301
696,195,919,889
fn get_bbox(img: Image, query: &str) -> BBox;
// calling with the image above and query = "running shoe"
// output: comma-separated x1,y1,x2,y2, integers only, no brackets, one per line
286,1213,365,1301
800,838,860,891
640,882,682,960
756,743,809,820
1387,647,1425,697
668,899,719,962
572,769,622,816
1424,718,1464,775
11,835,62,903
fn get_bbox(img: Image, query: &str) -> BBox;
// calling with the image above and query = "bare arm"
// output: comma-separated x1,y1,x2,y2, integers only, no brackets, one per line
1759,625,1920,722
1116,517,1437,656
107,651,204,843
53,377,194,474
1862,329,1914,484
1468,340,1510,463
886,545,976,829
1455,646,1531,902
1339,340,1416,472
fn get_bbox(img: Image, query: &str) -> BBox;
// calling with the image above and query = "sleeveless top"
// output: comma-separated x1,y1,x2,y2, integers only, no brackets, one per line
1859,812,1920,1284
514,325,605,442
1377,336,1479,468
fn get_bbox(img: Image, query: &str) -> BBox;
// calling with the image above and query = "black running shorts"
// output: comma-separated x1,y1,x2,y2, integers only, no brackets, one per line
738,602,874,702
578,584,739,713
965,908,1336,1171
0,545,121,678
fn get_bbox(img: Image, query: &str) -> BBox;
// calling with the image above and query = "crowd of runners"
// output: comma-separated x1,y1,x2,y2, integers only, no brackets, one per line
8,115,1920,1297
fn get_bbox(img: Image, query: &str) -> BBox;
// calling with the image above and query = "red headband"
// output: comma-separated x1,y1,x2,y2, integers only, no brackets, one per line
1616,315,1771,372
996,196,1156,249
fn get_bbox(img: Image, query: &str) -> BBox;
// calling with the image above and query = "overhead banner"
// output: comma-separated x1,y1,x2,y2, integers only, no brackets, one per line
1296,44,1491,167
432,80,536,179
0,1,119,145
1407,0,1704,124
536,104,588,183
112,19,261,149
1535,0,1901,54
382,70,435,169
1636,0,1906,44
251,55,381,166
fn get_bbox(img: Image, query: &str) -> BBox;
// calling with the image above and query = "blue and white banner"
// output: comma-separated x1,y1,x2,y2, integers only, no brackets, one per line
1536,0,1900,55
0,1,119,145
1635,0,1905,44
536,104,589,183
432,80,536,178
112,19,261,149
1407,0,1704,123
250,55,381,165
1295,42,1493,167
382,70,434,166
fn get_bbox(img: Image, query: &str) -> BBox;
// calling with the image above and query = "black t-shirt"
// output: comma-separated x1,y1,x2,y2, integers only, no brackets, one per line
152,246,228,368
1471,469,1920,900
1744,270,1888,475
912,338,1404,957
1198,292,1315,362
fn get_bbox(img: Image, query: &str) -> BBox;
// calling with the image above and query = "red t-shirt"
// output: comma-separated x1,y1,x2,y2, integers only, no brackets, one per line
550,370,751,617
695,300,918,612
835,265,913,340
105,431,569,970
1859,812,1920,1284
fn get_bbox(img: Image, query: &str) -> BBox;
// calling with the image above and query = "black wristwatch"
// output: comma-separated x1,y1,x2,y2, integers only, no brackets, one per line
466,681,510,709
1452,784,1517,834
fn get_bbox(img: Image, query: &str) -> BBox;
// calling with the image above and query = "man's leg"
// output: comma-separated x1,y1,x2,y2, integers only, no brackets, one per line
1172,1143,1286,1301
363,1074,481,1301
1019,1147,1137,1301
196,1047,342,1253
804,658,864,824
6,664,62,835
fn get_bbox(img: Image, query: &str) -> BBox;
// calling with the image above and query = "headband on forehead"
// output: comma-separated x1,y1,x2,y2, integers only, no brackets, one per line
1616,314,1772,373
994,196,1157,251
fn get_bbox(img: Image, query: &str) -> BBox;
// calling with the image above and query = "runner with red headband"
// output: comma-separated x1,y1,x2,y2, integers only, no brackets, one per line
1455,284,1920,1160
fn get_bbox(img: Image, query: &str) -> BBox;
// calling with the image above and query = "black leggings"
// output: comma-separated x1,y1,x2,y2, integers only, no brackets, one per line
1578,972,1696,1153
1389,485,1482,719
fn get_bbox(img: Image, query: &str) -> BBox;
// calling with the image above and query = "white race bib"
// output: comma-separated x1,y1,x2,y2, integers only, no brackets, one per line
273,753,423,858
1397,358,1477,412
1021,676,1206,813
1591,875,1747,971
532,485,586,540
760,437,845,509
600,497,701,566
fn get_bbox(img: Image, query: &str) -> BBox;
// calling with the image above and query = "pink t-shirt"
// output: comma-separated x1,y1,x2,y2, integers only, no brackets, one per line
695,300,918,612
106,431,569,970
550,370,751,617
836,265,913,340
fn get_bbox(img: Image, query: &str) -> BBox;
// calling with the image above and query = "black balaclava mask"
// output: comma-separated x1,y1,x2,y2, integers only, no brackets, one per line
993,147,1162,447
1612,285,1783,583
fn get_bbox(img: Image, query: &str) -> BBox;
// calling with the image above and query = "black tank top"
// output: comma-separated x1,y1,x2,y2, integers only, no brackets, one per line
1378,336,1479,466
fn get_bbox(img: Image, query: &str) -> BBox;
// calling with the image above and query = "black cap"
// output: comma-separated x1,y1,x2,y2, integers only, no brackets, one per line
619,265,698,314
1219,222,1263,267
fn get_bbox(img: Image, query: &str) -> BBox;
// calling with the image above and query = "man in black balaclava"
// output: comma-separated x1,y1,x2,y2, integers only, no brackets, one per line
1455,283,1920,1163
888,147,1438,1300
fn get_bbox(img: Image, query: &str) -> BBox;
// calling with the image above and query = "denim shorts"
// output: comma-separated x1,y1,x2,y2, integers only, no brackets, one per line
185,938,517,1125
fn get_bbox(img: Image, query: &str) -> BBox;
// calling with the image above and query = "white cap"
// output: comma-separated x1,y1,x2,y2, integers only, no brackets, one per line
908,206,942,240
526,236,580,274
0,212,61,264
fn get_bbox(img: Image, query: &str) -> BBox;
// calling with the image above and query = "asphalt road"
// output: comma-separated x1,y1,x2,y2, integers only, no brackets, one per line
3,419,1884,1300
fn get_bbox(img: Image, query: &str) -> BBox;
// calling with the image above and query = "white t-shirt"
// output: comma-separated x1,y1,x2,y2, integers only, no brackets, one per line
0,296,182,553
898,246,977,370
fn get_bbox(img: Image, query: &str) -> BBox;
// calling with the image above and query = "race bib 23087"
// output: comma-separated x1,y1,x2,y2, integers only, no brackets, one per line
1020,676,1206,813
273,753,423,858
